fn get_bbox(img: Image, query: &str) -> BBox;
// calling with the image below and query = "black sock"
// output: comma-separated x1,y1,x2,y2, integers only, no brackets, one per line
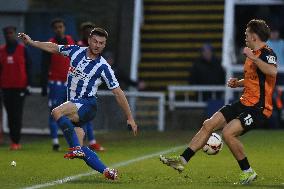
238,157,250,171
180,147,195,162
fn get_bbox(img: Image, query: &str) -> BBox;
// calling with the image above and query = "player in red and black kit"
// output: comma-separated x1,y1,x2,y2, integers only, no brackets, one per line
160,19,277,184
0,26,31,150
41,18,76,151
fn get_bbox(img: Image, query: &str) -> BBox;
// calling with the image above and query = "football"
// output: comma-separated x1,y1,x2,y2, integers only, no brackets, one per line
202,133,223,155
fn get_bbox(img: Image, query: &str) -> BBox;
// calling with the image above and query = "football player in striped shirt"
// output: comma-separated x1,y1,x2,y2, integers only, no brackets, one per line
77,21,105,152
18,27,138,180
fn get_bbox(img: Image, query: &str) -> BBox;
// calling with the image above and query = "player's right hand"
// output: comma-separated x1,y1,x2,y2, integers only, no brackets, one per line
18,33,33,45
227,78,239,88
127,119,138,136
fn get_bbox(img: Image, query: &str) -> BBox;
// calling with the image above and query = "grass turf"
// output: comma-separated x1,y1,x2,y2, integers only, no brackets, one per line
0,130,283,189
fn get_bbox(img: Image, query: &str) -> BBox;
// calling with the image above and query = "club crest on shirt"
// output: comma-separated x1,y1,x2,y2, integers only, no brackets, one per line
266,55,276,64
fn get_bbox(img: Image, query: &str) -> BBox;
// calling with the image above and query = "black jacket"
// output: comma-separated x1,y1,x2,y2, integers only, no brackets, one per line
189,56,225,85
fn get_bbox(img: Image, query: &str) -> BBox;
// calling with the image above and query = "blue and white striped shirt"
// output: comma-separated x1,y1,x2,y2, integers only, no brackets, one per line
58,45,119,100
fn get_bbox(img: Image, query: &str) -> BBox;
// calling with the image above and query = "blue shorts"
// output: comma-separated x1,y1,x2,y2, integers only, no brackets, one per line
48,81,67,109
71,97,97,126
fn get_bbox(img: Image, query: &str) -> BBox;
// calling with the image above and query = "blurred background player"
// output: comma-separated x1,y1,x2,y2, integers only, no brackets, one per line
77,21,94,47
18,27,138,180
41,18,75,151
0,26,31,150
77,21,105,151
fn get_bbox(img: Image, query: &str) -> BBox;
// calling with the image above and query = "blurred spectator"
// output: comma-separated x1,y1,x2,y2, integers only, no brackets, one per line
189,43,225,100
41,18,75,151
0,26,31,150
267,26,284,85
270,86,284,129
267,26,284,67
77,21,105,152
102,51,145,90
190,43,225,85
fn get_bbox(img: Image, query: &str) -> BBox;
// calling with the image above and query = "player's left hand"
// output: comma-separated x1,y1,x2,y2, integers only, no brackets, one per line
243,47,256,61
127,119,138,136
227,78,239,88
18,33,33,45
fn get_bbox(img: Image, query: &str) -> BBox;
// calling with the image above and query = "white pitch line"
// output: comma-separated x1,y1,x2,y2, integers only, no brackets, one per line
21,145,185,189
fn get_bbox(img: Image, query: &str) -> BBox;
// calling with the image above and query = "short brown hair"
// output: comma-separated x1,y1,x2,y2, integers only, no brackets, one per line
80,22,95,31
90,27,108,39
51,18,65,28
247,19,270,42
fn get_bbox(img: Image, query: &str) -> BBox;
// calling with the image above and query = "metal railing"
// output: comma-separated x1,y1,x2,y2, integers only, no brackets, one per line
168,85,284,111
2,88,166,134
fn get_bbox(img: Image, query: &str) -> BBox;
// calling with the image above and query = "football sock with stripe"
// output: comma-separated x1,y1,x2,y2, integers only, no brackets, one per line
81,146,107,173
57,116,80,147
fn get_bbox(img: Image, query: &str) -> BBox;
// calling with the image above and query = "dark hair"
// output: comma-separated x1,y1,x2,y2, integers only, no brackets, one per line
2,26,16,33
201,43,213,52
89,27,108,39
247,19,270,42
80,22,95,31
51,18,65,28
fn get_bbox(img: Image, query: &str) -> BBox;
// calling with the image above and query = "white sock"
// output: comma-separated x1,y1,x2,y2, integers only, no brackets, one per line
89,140,96,145
52,138,59,145
244,167,253,173
180,156,187,165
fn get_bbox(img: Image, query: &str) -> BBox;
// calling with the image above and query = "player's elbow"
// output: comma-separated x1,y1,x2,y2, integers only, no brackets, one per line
50,49,58,54
49,47,59,54
112,87,122,96
48,43,59,54
268,67,277,77
271,69,277,77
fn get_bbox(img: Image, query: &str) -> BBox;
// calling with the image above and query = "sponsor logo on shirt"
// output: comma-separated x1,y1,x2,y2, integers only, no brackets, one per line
69,66,91,80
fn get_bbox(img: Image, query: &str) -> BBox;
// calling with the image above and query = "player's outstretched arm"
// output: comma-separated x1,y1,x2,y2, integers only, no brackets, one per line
18,33,59,54
112,87,138,136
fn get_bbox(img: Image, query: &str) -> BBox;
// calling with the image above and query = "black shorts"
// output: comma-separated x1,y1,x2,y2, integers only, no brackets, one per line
219,101,268,134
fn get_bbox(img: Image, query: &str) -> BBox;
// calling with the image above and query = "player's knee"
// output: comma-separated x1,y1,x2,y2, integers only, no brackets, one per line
202,119,215,133
51,108,63,121
222,128,232,142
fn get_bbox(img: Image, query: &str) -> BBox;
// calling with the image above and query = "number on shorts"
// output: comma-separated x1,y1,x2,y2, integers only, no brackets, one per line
244,114,253,126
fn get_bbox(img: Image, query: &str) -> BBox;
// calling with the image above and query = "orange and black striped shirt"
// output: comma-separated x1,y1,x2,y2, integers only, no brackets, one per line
240,45,277,117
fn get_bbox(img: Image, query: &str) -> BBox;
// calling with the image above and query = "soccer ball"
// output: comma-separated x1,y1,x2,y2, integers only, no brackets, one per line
202,133,223,155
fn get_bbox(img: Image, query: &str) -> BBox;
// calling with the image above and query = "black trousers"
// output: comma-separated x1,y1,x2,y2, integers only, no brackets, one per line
2,89,26,144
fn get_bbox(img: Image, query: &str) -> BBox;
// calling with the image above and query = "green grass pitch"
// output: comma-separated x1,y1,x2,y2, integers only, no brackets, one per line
0,130,283,189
